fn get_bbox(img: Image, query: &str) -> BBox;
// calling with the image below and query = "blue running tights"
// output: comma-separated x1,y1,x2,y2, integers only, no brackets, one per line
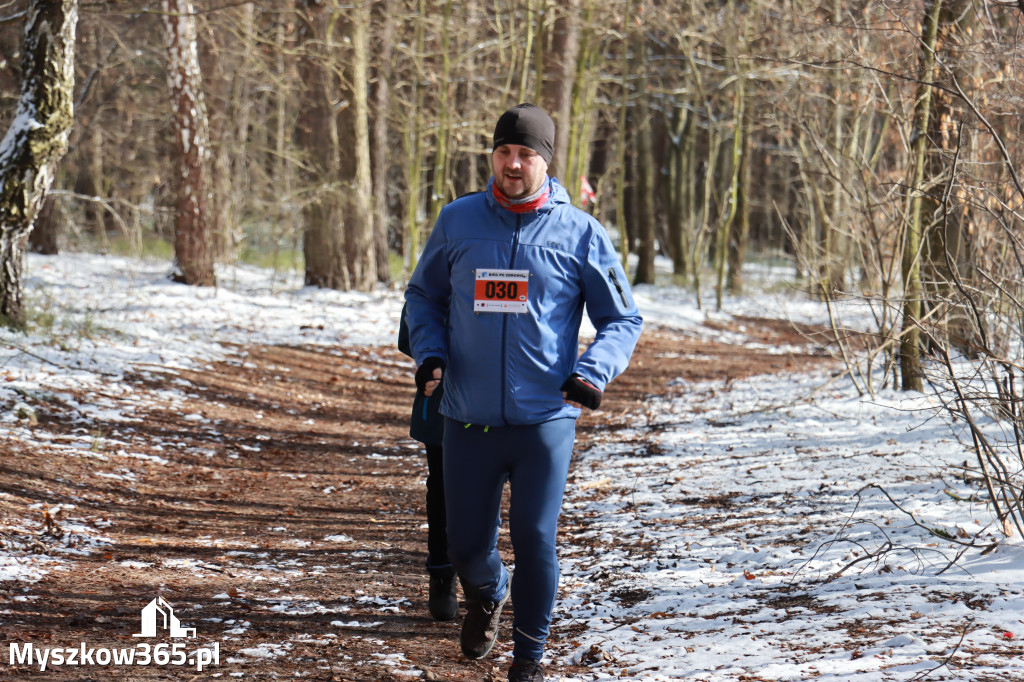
442,417,576,661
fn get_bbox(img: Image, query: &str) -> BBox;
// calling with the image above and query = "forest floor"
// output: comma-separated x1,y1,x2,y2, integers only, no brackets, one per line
1,315,830,680
2,253,1022,681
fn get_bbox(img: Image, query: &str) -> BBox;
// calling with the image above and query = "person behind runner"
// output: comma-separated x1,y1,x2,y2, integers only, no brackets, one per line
403,103,642,682
398,303,456,621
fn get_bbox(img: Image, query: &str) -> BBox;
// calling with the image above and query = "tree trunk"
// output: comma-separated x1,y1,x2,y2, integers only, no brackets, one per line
726,106,751,295
371,0,396,284
715,74,745,310
901,0,944,392
665,103,690,280
565,0,596,208
0,0,78,327
458,0,484,195
297,1,348,289
403,0,427,272
345,0,376,291
427,0,452,229
633,96,656,284
28,194,61,255
162,0,216,286
632,2,656,285
820,0,848,297
541,0,580,181
275,0,299,278
921,0,983,357
82,23,109,242
692,125,722,309
614,17,630,270
207,2,255,262
680,104,697,279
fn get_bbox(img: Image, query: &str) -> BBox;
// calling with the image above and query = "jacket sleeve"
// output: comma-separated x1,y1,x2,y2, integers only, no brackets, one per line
404,213,452,366
575,226,643,390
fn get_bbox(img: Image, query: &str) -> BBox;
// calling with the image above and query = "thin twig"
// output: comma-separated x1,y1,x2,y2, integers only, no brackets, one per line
908,620,973,681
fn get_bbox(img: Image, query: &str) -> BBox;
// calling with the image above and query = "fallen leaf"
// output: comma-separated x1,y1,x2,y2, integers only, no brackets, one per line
579,477,612,491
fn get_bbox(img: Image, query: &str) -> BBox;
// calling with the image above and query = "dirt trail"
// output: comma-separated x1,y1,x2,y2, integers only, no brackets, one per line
0,318,829,680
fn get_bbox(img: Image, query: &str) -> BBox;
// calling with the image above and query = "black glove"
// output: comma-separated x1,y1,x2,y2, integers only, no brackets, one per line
415,357,446,394
560,373,602,410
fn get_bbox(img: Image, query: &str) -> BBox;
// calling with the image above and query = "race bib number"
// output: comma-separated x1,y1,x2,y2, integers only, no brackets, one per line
474,269,530,313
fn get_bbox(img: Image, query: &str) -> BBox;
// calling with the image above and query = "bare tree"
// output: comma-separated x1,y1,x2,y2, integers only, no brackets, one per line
920,0,984,356
631,0,656,285
900,0,943,392
541,0,580,182
345,0,376,291
0,0,78,326
713,25,746,311
371,0,397,284
296,1,347,289
162,0,216,286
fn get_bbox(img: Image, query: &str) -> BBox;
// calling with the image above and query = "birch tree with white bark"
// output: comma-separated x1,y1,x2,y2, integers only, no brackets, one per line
0,0,78,327
162,0,215,286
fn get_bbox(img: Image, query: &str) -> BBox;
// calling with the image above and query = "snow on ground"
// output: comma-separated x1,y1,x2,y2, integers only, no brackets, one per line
1,252,1022,680
1,253,407,585
555,370,1024,680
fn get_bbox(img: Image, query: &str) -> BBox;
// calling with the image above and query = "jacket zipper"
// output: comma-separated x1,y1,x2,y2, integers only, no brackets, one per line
608,267,629,308
501,214,523,423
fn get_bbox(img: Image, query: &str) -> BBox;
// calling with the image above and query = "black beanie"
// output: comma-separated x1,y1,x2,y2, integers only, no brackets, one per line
492,103,555,164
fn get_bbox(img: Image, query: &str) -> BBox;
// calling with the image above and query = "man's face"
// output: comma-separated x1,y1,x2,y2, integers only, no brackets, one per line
492,144,548,199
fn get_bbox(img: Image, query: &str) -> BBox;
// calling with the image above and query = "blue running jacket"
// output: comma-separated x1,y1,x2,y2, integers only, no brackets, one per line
404,177,643,426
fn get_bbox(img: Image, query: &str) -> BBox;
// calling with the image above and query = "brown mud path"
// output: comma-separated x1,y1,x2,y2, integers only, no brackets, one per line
0,318,830,680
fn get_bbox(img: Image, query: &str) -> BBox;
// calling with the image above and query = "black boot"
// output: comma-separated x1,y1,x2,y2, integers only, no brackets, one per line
428,566,458,621
460,581,509,659
507,657,545,682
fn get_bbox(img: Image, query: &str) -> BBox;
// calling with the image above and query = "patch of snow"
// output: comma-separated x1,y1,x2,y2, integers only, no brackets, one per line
1,251,1020,678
